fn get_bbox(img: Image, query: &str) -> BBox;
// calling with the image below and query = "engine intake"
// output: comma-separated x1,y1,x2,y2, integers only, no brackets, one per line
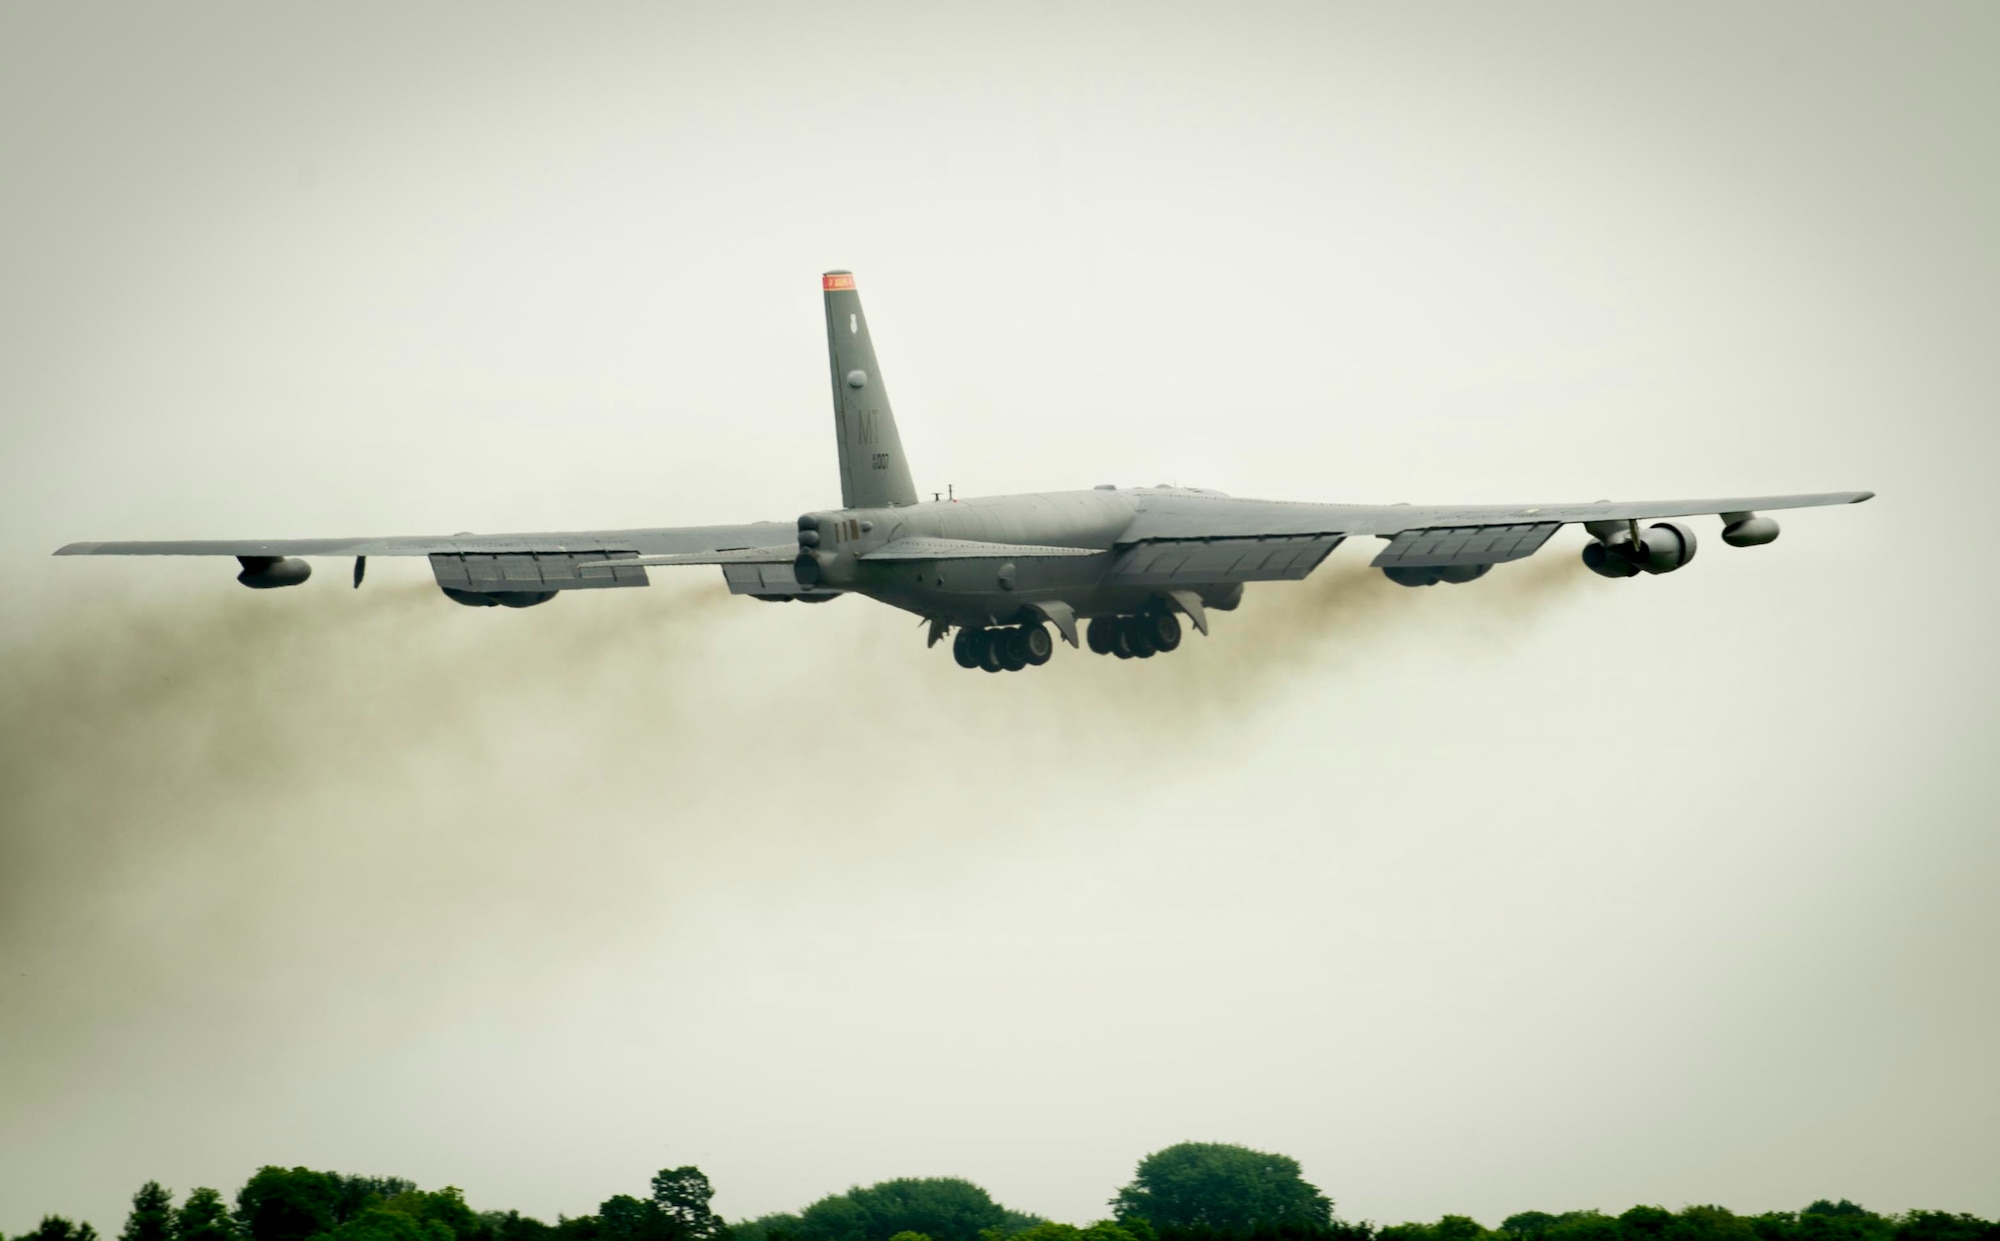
1583,521,1697,578
1722,513,1781,546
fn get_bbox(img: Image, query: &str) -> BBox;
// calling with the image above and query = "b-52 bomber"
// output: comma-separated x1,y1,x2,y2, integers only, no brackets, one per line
58,271,1874,673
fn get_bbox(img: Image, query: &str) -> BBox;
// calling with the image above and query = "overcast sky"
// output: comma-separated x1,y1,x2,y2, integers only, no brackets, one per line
2,1,1995,1234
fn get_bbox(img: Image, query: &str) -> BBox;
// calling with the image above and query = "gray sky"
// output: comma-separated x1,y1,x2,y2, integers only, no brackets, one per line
2,1,1994,1233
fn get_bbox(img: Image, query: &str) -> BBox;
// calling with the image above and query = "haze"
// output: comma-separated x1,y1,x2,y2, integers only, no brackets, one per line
2,1,1994,1234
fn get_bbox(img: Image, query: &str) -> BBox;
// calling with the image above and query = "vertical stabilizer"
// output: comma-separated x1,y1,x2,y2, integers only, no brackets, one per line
822,271,918,509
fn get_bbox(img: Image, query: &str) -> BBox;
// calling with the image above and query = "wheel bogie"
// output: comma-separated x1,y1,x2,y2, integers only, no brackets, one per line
949,623,1057,673
1123,616,1157,657
952,627,984,668
1021,623,1054,665
952,605,1201,671
1082,606,1199,661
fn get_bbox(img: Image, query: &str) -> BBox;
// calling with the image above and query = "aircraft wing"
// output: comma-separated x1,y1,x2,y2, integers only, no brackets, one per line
1119,490,1874,542
54,522,793,559
1115,489,1874,575
54,522,799,597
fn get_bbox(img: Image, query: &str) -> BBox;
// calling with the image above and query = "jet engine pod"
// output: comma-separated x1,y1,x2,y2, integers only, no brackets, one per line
1583,522,1697,577
439,587,556,608
1381,563,1492,588
1199,582,1244,611
1581,539,1641,579
1383,566,1445,587
1722,513,1781,547
1637,521,1697,574
236,556,312,589
793,553,823,588
491,591,557,608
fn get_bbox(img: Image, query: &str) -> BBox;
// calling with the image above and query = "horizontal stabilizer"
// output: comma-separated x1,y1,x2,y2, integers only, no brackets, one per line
859,538,1102,561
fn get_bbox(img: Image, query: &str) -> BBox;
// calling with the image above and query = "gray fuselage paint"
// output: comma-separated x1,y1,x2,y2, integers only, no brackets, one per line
798,489,1237,627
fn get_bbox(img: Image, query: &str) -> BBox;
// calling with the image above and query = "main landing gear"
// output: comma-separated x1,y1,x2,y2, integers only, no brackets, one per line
952,623,1055,673
1085,611,1182,660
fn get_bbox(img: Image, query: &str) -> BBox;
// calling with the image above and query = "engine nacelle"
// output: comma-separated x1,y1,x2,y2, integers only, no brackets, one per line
1637,520,1697,573
1382,563,1492,587
1582,521,1698,578
1199,582,1244,611
1581,539,1640,578
748,591,843,604
439,587,557,608
1722,513,1781,547
236,556,312,589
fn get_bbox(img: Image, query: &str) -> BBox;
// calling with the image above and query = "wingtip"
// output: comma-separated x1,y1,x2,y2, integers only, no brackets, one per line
1851,491,1876,503
53,542,97,556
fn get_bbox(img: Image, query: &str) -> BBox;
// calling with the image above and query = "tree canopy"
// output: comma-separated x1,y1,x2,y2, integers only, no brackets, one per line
9,1149,1999,1241
177,1190,239,1241
118,1184,174,1241
1382,1201,2000,1241
1111,1143,1334,1240
14,1220,99,1241
736,1177,1041,1241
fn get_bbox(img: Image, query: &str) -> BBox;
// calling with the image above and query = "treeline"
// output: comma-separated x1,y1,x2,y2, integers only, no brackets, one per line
1379,1202,2000,1241
10,1142,1997,1241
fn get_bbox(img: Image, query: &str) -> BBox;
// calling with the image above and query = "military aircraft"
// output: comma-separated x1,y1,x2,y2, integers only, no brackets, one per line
58,271,1873,673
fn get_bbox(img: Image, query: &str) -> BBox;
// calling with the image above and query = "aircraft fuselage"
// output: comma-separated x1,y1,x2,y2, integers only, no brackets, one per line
798,487,1242,628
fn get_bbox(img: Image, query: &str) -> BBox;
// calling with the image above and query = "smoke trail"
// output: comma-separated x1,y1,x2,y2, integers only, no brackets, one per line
0,545,1598,1227
1,545,1594,946
0,545,1596,962
0,576,735,965
1002,542,1597,723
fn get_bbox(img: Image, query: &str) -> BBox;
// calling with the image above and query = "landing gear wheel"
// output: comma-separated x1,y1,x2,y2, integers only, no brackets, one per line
952,628,983,669
1020,622,1053,666
1112,623,1136,659
978,630,1005,673
1145,611,1182,653
1123,616,1158,659
998,628,1030,671
1086,617,1116,655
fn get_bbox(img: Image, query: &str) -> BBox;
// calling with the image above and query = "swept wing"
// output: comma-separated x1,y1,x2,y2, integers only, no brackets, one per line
54,523,790,559
1116,489,1874,574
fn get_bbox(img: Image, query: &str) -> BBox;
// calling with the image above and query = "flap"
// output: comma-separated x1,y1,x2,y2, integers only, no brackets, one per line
1369,523,1559,569
430,551,648,592
721,562,840,598
1106,534,1344,586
